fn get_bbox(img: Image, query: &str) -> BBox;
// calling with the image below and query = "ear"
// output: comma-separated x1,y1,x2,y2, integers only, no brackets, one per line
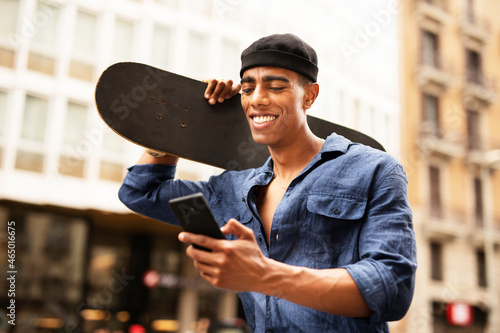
303,83,319,110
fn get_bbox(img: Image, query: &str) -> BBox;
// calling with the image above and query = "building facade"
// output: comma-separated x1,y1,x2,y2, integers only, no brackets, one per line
400,0,500,332
0,0,401,332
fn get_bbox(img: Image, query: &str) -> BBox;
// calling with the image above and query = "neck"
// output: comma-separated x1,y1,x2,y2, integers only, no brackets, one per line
269,129,324,182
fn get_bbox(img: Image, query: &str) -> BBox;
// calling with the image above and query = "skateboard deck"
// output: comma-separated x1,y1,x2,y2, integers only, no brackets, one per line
95,62,384,170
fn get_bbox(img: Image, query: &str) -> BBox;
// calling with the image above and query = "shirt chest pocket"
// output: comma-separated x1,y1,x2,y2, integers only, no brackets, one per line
306,194,366,221
303,194,367,266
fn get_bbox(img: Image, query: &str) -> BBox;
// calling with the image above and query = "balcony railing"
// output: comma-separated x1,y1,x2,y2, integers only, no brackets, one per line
461,13,491,45
467,144,500,168
464,71,497,108
416,0,451,34
418,123,466,159
417,52,455,95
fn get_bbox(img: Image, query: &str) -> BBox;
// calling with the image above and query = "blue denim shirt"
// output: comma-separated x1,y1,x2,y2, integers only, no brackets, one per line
119,133,417,332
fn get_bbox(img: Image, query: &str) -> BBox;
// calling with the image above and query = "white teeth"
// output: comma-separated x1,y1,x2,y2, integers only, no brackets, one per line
253,115,276,124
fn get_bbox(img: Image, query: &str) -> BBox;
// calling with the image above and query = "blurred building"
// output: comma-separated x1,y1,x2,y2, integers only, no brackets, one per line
400,0,500,332
0,0,401,332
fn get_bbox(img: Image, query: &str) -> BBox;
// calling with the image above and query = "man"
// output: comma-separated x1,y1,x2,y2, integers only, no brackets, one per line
119,33,417,332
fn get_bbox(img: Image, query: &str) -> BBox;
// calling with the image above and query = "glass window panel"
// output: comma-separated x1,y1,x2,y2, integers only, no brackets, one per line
21,95,48,142
0,47,15,68
102,129,125,154
220,39,239,78
0,91,6,138
32,2,59,49
467,110,481,149
58,155,85,178
0,0,19,38
466,49,482,83
68,59,94,81
422,93,440,137
422,30,438,67
99,161,124,182
63,102,87,147
187,32,206,78
476,250,487,287
15,150,44,173
27,51,55,75
474,177,483,227
429,166,442,218
113,19,134,60
151,25,171,69
74,10,97,55
430,242,443,281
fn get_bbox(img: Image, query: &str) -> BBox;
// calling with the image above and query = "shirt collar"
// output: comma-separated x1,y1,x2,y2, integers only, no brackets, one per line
242,133,352,200
320,133,351,155
257,132,351,174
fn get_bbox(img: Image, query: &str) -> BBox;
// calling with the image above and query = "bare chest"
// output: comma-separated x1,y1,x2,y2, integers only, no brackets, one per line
257,184,287,242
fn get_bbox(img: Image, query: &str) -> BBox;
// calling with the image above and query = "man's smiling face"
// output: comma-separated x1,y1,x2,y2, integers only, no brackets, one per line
240,66,313,148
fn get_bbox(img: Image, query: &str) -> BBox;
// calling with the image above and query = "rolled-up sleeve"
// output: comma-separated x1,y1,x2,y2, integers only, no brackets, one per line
118,164,216,225
344,163,417,325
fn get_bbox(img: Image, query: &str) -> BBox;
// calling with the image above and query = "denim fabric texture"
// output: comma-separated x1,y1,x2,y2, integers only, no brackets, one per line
119,133,417,333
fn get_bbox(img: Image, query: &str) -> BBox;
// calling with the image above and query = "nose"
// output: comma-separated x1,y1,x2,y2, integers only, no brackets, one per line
250,85,270,108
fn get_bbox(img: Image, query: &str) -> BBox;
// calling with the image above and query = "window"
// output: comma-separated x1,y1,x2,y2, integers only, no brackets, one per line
73,10,97,56
476,249,487,287
0,0,19,38
31,2,60,49
466,49,482,84
70,10,97,81
473,177,483,227
429,166,442,218
0,0,19,68
467,110,481,150
99,161,124,182
0,90,6,167
151,25,172,69
186,32,207,78
430,242,443,281
59,102,88,178
0,90,6,139
20,95,49,142
12,210,88,303
15,95,49,173
219,39,240,79
113,18,134,61
27,2,60,75
466,0,475,24
100,128,126,182
422,30,439,68
422,93,440,137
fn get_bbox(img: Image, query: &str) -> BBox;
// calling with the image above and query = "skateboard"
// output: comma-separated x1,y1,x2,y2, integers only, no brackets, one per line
95,62,384,171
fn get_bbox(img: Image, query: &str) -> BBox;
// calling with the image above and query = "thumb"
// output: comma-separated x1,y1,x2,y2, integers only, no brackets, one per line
221,218,255,240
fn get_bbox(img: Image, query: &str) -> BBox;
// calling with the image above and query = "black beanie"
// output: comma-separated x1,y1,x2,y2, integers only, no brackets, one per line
240,33,319,82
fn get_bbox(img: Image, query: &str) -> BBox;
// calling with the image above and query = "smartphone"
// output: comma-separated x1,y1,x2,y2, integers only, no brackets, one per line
168,192,226,251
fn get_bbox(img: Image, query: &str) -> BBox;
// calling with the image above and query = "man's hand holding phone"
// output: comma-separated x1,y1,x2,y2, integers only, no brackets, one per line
170,193,272,293
168,192,226,251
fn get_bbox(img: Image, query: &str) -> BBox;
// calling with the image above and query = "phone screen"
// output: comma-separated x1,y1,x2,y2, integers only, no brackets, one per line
168,192,225,251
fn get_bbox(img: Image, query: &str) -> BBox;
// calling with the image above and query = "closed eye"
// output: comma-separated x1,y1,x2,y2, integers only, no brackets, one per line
269,86,285,92
242,87,254,95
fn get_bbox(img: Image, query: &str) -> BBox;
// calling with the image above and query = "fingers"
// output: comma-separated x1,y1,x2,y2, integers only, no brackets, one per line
204,79,241,105
178,232,220,252
221,218,255,240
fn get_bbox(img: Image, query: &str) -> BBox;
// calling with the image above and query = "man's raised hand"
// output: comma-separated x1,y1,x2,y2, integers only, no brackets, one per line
203,79,241,105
